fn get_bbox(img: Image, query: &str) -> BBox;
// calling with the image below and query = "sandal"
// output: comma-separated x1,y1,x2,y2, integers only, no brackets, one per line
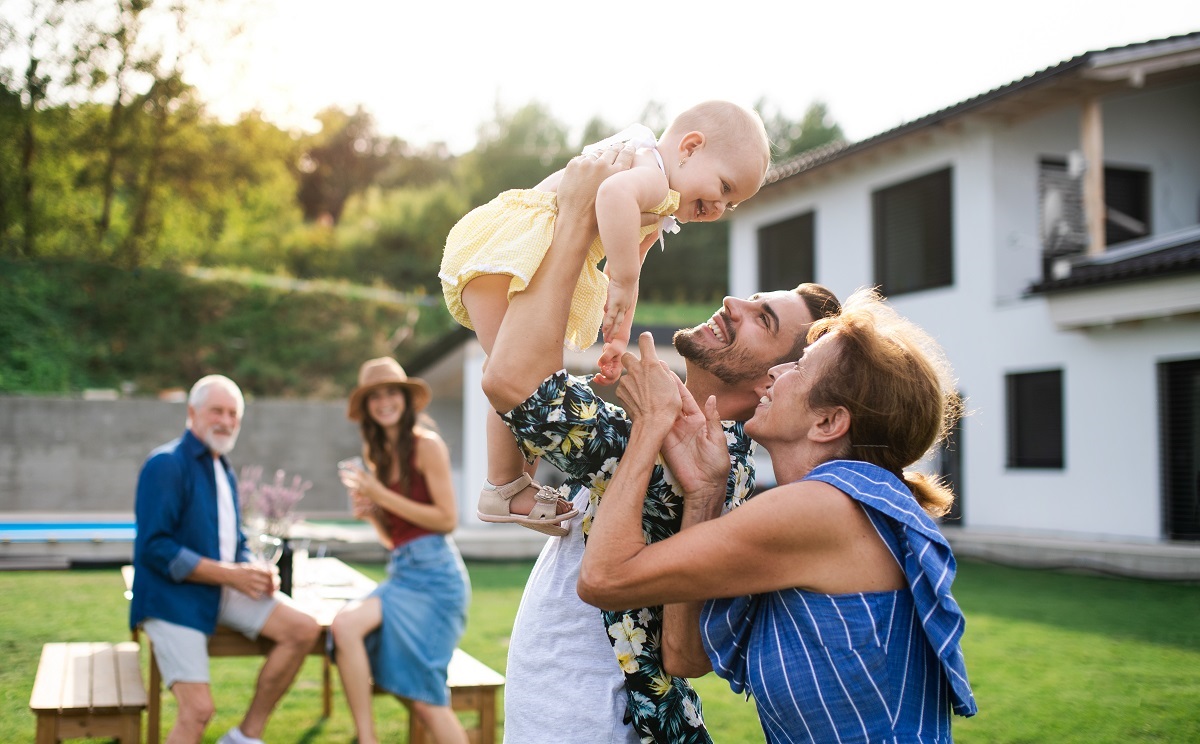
478,473,579,537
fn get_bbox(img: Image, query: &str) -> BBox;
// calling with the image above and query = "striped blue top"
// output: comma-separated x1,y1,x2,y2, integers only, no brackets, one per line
701,460,977,743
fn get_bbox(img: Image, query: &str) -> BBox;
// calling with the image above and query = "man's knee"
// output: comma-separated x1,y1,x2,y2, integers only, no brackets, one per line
292,611,321,645
263,605,320,649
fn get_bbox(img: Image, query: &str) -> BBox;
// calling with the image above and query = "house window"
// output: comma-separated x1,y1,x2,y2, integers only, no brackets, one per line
872,167,952,296
1007,370,1064,469
757,211,815,291
1039,158,1151,251
1104,166,1151,246
934,393,966,524
1160,358,1200,540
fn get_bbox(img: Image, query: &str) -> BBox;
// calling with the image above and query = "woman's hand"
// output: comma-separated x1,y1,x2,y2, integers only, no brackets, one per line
617,333,729,513
350,491,376,520
341,464,384,504
662,379,730,516
615,332,683,434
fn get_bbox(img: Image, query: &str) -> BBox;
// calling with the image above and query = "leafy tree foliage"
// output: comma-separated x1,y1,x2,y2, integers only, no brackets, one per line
297,106,397,225
458,101,572,206
759,98,846,161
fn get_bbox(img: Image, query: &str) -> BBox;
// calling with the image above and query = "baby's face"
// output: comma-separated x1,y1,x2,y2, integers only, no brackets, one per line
670,142,766,224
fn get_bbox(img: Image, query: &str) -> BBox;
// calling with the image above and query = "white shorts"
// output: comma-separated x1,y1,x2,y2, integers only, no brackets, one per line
142,587,279,688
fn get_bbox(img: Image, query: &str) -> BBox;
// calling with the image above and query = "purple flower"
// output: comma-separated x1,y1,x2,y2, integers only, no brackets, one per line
239,466,310,537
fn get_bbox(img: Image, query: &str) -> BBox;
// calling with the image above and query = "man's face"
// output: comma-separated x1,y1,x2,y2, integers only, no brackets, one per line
189,386,242,456
674,290,815,387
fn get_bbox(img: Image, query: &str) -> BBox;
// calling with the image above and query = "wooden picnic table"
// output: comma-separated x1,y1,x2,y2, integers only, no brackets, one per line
123,555,377,744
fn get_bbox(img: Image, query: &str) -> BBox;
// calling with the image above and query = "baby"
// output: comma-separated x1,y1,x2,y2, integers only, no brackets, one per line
439,100,771,535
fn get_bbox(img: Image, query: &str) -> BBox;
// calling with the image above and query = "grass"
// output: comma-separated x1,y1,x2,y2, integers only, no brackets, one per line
2,559,1197,742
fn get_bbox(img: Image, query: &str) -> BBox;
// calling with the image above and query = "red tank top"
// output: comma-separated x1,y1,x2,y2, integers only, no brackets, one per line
382,445,435,548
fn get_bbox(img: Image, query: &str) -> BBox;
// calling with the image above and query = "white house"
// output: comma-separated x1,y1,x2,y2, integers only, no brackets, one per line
722,32,1200,576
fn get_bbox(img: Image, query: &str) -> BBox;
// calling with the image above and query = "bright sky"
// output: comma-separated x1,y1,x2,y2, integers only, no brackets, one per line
190,0,1199,154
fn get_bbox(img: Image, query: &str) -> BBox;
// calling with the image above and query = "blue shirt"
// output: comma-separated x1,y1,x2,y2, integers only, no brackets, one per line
130,429,249,634
702,461,977,743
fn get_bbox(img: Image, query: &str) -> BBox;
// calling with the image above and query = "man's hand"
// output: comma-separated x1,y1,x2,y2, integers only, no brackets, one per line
230,562,275,600
558,143,635,229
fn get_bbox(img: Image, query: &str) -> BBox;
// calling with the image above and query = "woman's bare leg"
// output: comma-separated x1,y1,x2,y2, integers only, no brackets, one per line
330,597,383,743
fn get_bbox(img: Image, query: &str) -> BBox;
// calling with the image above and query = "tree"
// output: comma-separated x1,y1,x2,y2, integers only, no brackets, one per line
0,0,79,256
758,99,845,161
296,106,398,225
458,101,571,207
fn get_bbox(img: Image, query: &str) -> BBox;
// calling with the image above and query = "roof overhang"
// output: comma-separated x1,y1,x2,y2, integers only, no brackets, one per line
1041,273,1200,331
759,32,1200,195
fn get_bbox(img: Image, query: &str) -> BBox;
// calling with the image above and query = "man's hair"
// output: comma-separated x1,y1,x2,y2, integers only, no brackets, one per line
805,287,962,516
777,283,842,366
188,374,245,417
663,100,771,178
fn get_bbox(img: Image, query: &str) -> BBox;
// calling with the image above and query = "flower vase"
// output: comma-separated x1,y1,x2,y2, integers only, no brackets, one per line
277,539,294,596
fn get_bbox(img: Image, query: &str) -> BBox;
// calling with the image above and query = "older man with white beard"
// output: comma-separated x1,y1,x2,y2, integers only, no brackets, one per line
130,374,319,744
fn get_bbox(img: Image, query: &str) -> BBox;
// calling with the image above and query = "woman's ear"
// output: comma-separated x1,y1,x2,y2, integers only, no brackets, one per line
810,406,851,443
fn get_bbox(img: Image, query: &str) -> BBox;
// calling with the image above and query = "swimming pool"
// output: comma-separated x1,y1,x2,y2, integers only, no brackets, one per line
0,521,137,543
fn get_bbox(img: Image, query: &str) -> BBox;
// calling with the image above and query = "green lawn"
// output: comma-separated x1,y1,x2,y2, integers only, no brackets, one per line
1,559,1197,742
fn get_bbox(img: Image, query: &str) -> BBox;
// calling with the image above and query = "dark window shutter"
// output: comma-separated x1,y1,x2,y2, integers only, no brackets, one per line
1007,370,1065,469
873,168,953,296
757,211,815,291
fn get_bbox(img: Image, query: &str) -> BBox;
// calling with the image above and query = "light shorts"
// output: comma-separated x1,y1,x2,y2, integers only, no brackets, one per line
141,587,279,688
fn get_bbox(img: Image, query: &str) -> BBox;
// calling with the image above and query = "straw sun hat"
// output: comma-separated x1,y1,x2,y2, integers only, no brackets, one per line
346,357,432,421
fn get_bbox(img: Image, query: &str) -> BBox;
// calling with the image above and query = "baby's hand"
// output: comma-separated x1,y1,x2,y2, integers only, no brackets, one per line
594,339,628,386
602,280,636,342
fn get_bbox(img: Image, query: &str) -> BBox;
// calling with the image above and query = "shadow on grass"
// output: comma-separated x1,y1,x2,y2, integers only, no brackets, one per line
953,558,1200,651
294,717,327,744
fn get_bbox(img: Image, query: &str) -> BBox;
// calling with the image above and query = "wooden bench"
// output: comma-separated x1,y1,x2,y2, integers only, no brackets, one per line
380,648,506,744
30,641,147,743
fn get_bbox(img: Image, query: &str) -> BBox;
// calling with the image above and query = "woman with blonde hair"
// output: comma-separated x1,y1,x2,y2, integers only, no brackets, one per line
580,288,977,742
331,357,470,744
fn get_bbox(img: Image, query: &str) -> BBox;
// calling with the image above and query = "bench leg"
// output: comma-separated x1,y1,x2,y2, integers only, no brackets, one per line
322,654,332,718
148,647,162,744
118,712,143,744
478,687,496,744
34,713,56,744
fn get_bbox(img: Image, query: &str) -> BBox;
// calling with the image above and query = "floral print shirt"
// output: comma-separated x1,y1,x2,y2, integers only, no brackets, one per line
502,371,757,744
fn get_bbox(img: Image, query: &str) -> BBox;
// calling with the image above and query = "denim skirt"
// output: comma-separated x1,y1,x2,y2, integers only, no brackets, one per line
364,533,470,705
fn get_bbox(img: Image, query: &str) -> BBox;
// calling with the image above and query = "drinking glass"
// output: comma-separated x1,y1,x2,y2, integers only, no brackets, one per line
249,532,284,567
337,456,364,488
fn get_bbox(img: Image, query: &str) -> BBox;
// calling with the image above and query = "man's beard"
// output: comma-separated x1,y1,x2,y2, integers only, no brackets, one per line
200,426,239,455
673,325,763,386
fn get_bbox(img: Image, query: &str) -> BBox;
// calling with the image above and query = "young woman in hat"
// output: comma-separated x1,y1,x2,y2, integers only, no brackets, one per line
330,357,471,744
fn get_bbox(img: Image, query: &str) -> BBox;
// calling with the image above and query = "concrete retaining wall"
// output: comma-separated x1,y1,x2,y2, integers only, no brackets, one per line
0,395,360,516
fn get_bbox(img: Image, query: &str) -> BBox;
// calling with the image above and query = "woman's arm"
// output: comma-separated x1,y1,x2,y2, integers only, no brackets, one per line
579,336,897,609
659,377,730,677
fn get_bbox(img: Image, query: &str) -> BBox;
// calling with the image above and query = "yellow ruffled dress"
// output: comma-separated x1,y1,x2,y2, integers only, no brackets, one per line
439,125,679,352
